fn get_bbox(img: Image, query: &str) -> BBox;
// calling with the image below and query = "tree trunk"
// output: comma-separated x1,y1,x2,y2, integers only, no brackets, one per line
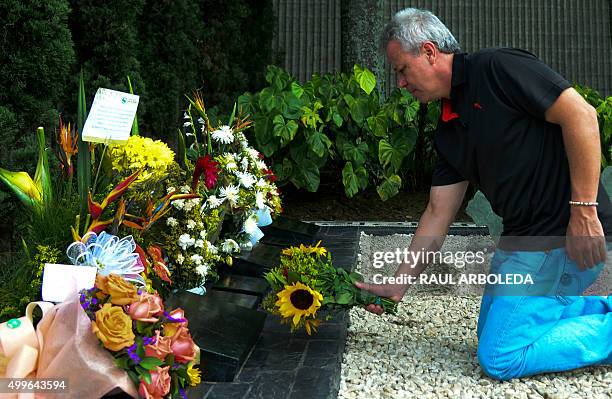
340,0,387,97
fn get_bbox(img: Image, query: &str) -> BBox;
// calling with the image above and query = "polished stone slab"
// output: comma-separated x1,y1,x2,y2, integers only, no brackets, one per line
204,289,260,309
213,273,269,297
166,291,266,382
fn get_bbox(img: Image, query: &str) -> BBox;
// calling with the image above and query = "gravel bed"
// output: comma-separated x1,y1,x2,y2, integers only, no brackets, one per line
338,234,612,399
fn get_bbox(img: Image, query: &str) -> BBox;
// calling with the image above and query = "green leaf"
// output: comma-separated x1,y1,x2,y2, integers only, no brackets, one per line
291,159,320,192
258,88,276,113
349,272,363,283
405,100,420,123
332,112,343,127
273,115,299,147
376,174,402,201
280,92,303,119
353,64,376,95
291,81,304,99
76,71,91,221
340,141,368,166
137,366,152,385
366,110,388,137
139,356,164,370
114,355,130,370
127,76,139,136
301,101,324,129
378,128,417,173
342,162,359,198
335,291,353,305
342,162,367,197
306,130,332,158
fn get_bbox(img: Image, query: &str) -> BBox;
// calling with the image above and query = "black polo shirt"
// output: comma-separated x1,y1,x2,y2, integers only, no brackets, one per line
432,48,612,239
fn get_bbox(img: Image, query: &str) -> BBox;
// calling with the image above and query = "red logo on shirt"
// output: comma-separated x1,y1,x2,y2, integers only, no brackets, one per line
441,99,459,122
473,102,483,110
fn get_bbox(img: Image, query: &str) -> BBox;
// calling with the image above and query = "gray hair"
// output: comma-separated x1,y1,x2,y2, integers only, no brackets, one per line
381,8,460,55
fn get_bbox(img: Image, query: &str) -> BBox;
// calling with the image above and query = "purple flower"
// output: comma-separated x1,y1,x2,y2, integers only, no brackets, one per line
164,311,186,323
179,388,188,399
127,343,141,364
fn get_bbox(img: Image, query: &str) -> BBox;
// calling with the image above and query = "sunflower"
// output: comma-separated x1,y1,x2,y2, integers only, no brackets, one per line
275,282,323,326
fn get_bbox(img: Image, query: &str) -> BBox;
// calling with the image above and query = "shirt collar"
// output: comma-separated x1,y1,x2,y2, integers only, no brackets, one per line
451,53,467,88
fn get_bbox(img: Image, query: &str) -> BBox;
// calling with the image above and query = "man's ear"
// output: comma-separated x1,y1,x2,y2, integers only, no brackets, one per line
422,41,437,63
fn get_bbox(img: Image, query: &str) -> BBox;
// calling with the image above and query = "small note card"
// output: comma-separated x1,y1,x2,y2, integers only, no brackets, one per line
42,264,98,303
81,88,139,144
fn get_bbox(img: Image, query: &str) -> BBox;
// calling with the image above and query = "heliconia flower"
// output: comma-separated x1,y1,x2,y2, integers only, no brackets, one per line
192,155,219,191
88,169,141,219
0,127,52,211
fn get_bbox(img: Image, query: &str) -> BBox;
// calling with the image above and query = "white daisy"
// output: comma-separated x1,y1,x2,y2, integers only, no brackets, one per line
176,253,185,265
166,217,179,227
255,191,266,209
180,185,191,194
255,178,267,188
221,239,240,253
255,160,267,171
211,125,234,144
172,199,185,210
219,185,239,207
236,171,256,188
247,148,260,160
241,157,250,171
205,195,222,209
178,234,195,250
206,241,218,255
166,186,176,194
196,263,209,276
243,214,259,234
190,254,204,265
200,230,208,239
187,219,196,230
194,239,205,248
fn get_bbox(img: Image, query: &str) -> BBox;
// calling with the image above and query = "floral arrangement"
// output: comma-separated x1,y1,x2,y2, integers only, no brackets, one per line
80,273,200,398
263,242,397,335
183,92,282,250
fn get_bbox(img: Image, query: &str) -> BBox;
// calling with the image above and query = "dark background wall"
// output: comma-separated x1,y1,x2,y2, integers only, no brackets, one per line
272,0,612,97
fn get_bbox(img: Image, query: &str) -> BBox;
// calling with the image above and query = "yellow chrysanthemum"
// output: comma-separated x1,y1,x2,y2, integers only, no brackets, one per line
281,241,327,257
275,282,323,327
109,136,175,183
187,363,201,386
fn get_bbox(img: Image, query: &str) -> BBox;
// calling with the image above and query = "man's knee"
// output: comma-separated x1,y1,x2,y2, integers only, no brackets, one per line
477,343,525,381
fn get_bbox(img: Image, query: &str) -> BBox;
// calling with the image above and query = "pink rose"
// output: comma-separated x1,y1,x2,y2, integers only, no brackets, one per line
170,325,196,363
167,308,188,326
138,366,171,399
144,330,173,361
128,292,164,323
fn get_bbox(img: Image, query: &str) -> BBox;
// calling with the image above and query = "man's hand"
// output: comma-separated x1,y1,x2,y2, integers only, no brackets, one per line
354,281,404,315
566,206,606,270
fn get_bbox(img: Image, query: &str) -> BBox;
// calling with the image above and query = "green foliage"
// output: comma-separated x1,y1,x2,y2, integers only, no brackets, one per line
239,64,437,200
0,245,62,322
574,84,612,168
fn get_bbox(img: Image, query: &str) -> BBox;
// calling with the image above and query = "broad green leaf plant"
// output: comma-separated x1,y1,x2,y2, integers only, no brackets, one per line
238,64,428,200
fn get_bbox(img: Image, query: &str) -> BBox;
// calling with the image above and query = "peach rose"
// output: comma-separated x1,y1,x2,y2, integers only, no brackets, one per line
144,330,173,361
170,325,196,363
128,292,163,322
138,366,171,399
91,303,135,351
105,273,139,305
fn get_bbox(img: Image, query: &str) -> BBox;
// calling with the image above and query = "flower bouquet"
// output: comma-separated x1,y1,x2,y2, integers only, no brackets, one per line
263,242,397,335
80,273,200,398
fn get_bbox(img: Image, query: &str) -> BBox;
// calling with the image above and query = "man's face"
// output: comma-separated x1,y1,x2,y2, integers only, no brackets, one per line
386,40,444,103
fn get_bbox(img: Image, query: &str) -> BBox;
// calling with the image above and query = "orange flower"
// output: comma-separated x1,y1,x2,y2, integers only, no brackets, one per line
57,117,78,177
105,274,139,306
138,366,171,399
128,292,164,322
91,303,135,351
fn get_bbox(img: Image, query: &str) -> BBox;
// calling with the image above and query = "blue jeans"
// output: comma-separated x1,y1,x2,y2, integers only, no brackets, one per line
476,247,612,380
